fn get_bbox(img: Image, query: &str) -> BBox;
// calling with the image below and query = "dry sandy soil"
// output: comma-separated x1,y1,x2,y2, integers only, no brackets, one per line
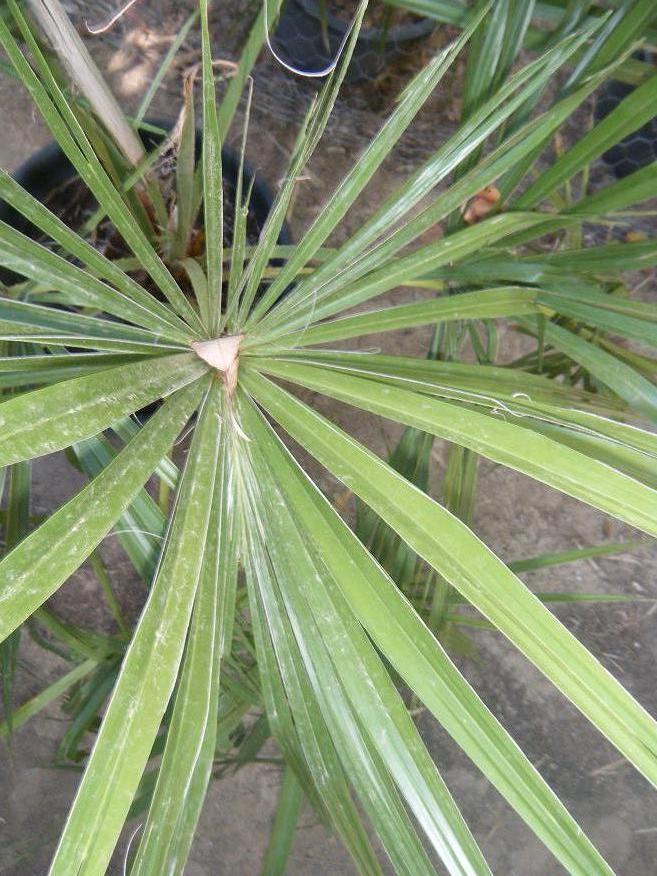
1,3,657,874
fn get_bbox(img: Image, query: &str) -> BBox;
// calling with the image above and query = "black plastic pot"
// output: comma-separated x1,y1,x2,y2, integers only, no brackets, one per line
270,0,434,83
0,120,292,285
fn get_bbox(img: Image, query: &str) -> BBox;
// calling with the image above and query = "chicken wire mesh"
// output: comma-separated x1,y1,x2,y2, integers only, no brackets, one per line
61,0,461,169
595,58,657,179
52,0,657,247
60,1,657,172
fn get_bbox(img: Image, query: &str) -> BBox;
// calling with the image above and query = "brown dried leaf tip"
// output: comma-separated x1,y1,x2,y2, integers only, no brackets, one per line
192,335,244,397
463,185,501,225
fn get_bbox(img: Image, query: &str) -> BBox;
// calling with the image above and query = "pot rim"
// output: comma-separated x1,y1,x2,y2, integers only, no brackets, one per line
0,119,292,245
0,118,292,287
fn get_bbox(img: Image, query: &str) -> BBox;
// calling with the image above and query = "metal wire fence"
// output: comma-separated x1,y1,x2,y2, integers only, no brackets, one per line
62,0,460,168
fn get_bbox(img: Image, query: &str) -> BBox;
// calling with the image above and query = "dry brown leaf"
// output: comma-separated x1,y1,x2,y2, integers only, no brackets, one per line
463,185,500,224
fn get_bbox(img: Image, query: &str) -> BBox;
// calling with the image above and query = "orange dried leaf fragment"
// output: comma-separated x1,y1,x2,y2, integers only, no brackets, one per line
463,185,501,225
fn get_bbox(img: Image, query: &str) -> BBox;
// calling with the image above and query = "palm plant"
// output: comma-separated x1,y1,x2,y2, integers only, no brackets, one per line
386,0,657,83
1,0,657,873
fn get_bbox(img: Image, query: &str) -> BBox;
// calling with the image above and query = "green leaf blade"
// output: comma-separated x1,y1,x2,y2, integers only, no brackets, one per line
0,378,206,644
48,380,223,875
245,370,657,798
0,353,206,468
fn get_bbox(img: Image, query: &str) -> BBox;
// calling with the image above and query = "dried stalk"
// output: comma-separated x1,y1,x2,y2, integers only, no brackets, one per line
27,0,145,167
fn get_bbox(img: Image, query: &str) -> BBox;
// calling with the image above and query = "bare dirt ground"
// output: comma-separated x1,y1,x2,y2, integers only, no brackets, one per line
1,3,657,874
